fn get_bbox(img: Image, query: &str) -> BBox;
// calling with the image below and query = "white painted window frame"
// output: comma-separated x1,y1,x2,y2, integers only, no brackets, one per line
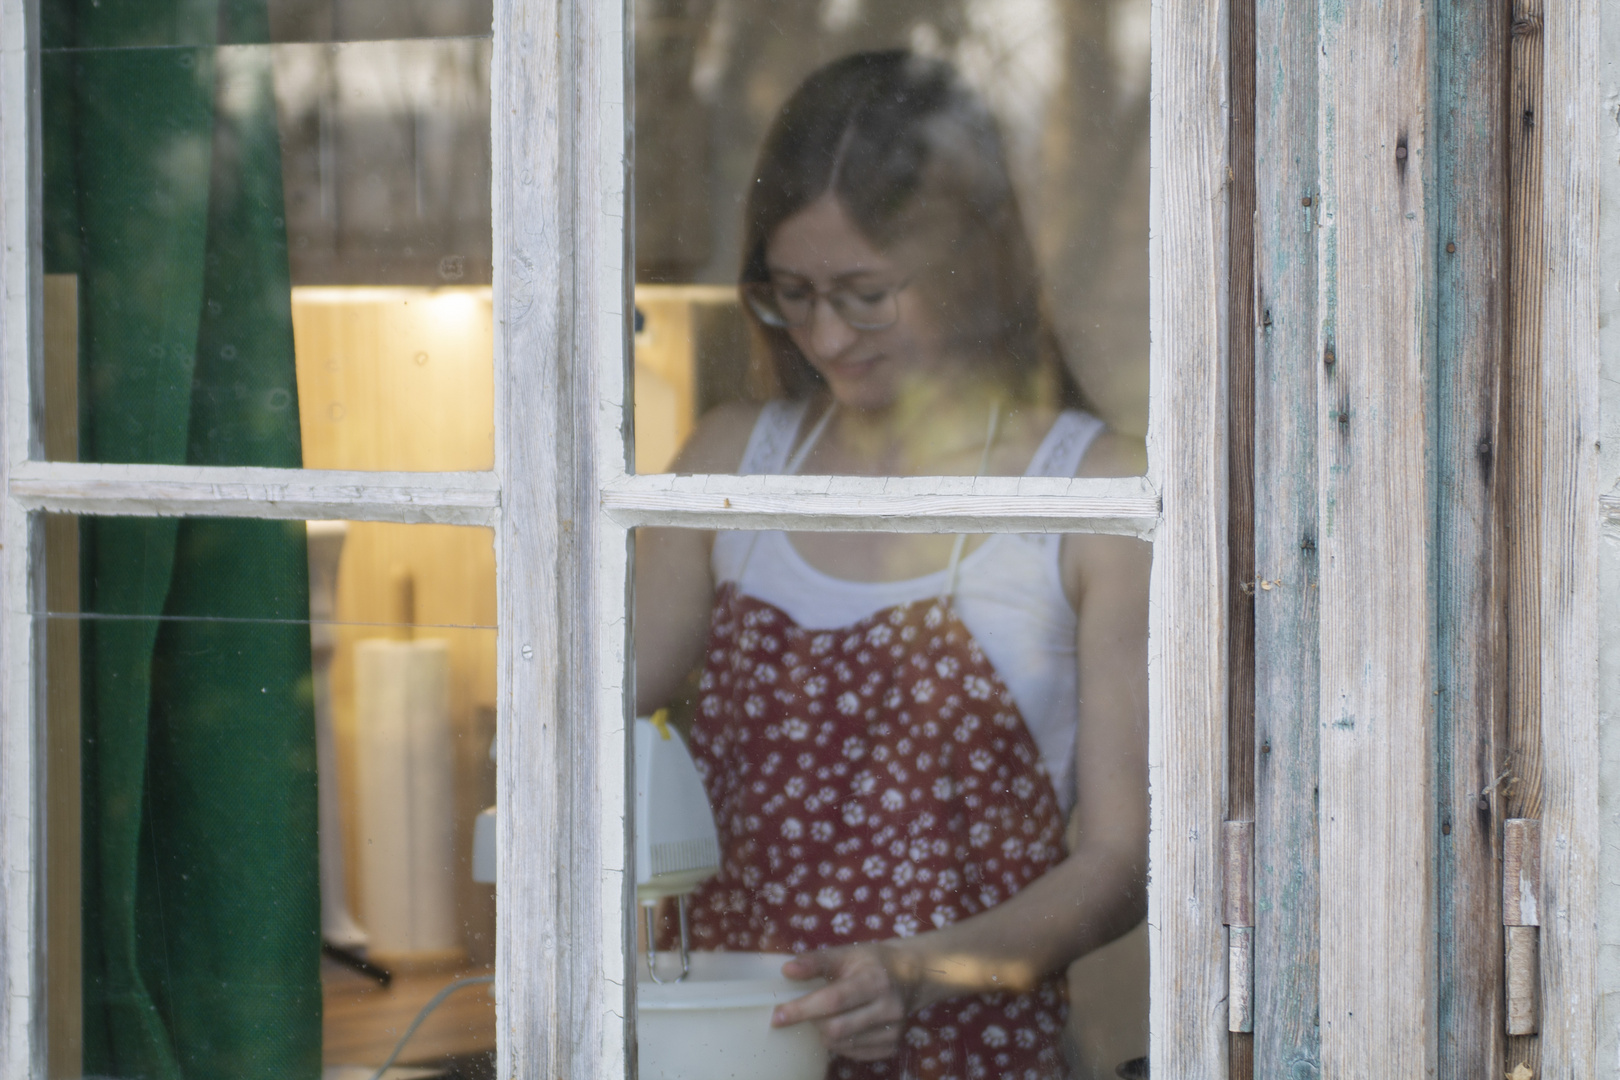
0,1,1239,1079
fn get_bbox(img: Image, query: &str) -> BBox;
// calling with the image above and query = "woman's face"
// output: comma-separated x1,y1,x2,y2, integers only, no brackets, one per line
765,195,947,413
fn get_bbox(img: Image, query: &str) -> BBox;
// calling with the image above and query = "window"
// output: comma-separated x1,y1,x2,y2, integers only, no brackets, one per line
2,0,1610,1076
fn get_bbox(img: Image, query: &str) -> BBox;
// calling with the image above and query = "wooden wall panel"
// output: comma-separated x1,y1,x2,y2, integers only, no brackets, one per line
1314,0,1435,1072
1251,0,1321,1071
1434,0,1507,1074
1534,0,1601,1067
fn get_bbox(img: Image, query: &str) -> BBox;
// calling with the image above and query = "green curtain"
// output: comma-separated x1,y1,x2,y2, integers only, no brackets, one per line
44,2,322,1077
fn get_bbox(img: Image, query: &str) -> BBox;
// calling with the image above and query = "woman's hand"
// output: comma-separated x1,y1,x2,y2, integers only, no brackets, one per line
772,945,922,1062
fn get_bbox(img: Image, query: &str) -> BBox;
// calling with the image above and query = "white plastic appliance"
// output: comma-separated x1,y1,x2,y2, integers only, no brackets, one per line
634,713,721,982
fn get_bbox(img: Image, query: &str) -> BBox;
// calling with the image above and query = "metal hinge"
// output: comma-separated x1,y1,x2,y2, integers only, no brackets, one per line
1504,818,1540,1035
1223,820,1255,1033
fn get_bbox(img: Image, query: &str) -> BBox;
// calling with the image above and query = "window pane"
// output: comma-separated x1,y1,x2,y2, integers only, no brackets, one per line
631,3,1149,477
630,522,1149,1080
41,1,493,471
41,514,496,1079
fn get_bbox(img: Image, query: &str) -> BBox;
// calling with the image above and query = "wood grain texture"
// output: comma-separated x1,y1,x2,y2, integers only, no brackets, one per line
7,462,501,525
1223,820,1255,927
1147,0,1231,1071
1503,818,1541,927
1502,1,1547,1069
1595,0,1620,1061
1251,0,1321,1068
602,474,1159,535
1433,0,1507,1071
1314,0,1434,1070
1228,926,1254,1034
1226,0,1256,842
1505,925,1540,1036
490,0,620,1073
1534,0,1601,1063
0,0,42,1072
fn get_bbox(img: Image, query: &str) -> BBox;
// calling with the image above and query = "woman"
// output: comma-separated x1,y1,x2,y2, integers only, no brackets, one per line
635,50,1148,1080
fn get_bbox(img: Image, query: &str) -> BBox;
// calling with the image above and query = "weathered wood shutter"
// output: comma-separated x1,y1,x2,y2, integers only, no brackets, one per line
1233,0,1600,1074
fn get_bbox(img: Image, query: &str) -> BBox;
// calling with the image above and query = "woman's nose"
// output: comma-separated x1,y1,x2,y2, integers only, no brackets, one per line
804,296,858,360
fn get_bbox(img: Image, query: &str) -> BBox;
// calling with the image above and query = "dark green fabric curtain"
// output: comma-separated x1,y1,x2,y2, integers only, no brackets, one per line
43,3,321,1077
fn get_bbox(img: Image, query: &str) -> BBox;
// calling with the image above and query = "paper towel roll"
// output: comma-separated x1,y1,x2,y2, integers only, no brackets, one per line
355,638,460,962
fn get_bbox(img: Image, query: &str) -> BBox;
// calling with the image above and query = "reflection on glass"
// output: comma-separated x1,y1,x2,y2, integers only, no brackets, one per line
43,515,496,1079
634,517,1150,1079
41,2,492,470
633,1,1150,475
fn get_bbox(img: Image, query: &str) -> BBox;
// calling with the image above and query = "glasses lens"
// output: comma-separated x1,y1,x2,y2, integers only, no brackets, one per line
743,282,794,327
831,285,899,331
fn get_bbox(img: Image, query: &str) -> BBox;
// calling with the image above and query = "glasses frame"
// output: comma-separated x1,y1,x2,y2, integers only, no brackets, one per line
743,274,915,332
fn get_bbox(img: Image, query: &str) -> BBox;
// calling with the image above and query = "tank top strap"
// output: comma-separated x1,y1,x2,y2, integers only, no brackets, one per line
1024,409,1107,479
737,399,812,475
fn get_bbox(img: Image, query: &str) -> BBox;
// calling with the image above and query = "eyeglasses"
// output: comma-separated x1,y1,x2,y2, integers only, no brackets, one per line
743,274,912,332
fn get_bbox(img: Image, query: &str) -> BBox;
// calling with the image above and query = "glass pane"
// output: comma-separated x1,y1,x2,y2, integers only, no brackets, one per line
41,0,492,471
630,522,1149,1080
42,514,496,1079
631,2,1149,477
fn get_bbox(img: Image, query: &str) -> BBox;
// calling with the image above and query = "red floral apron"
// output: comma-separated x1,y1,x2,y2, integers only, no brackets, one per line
675,581,1070,1080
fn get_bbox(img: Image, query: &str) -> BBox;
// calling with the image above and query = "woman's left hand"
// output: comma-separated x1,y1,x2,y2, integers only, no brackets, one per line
772,945,922,1061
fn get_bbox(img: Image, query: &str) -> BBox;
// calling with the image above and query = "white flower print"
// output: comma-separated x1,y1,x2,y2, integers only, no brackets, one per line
932,907,958,928
969,821,993,847
906,1027,933,1048
893,913,920,937
810,632,834,655
832,911,855,935
936,869,961,891
935,656,960,679
781,818,804,839
816,886,844,910
1016,1028,1038,1049
867,624,894,646
981,1025,1008,1048
963,675,993,701
784,775,807,799
762,882,787,905
782,717,810,741
954,713,982,742
838,692,861,716
867,914,886,930
892,861,916,886
810,820,834,842
803,674,829,698
969,748,995,772
842,802,867,827
745,695,766,718
1012,775,1035,800
862,855,888,879
911,678,936,704
933,776,956,801
881,788,906,811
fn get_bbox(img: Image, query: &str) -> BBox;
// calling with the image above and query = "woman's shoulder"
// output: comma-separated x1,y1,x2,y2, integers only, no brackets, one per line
668,399,770,475
1073,423,1147,479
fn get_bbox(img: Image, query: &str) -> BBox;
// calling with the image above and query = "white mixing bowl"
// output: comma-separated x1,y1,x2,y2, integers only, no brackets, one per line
635,951,829,1080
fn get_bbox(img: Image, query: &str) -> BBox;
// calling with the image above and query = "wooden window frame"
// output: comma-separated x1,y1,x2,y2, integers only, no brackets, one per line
0,0,1470,1077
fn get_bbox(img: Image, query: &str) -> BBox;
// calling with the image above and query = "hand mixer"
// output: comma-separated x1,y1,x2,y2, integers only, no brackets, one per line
634,712,721,983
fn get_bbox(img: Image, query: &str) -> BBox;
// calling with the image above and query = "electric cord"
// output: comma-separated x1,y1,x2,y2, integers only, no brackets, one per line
367,974,495,1080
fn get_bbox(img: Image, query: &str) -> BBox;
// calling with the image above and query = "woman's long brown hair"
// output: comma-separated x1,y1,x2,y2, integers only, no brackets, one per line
739,50,1080,408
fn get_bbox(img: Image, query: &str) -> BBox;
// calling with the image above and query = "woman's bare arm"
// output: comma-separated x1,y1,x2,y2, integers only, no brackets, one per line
772,429,1150,1059
632,401,761,715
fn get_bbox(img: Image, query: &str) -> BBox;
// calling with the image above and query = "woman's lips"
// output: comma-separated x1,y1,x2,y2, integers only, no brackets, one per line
823,354,883,380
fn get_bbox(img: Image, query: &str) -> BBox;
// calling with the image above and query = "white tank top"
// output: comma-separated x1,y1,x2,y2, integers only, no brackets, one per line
712,400,1105,813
